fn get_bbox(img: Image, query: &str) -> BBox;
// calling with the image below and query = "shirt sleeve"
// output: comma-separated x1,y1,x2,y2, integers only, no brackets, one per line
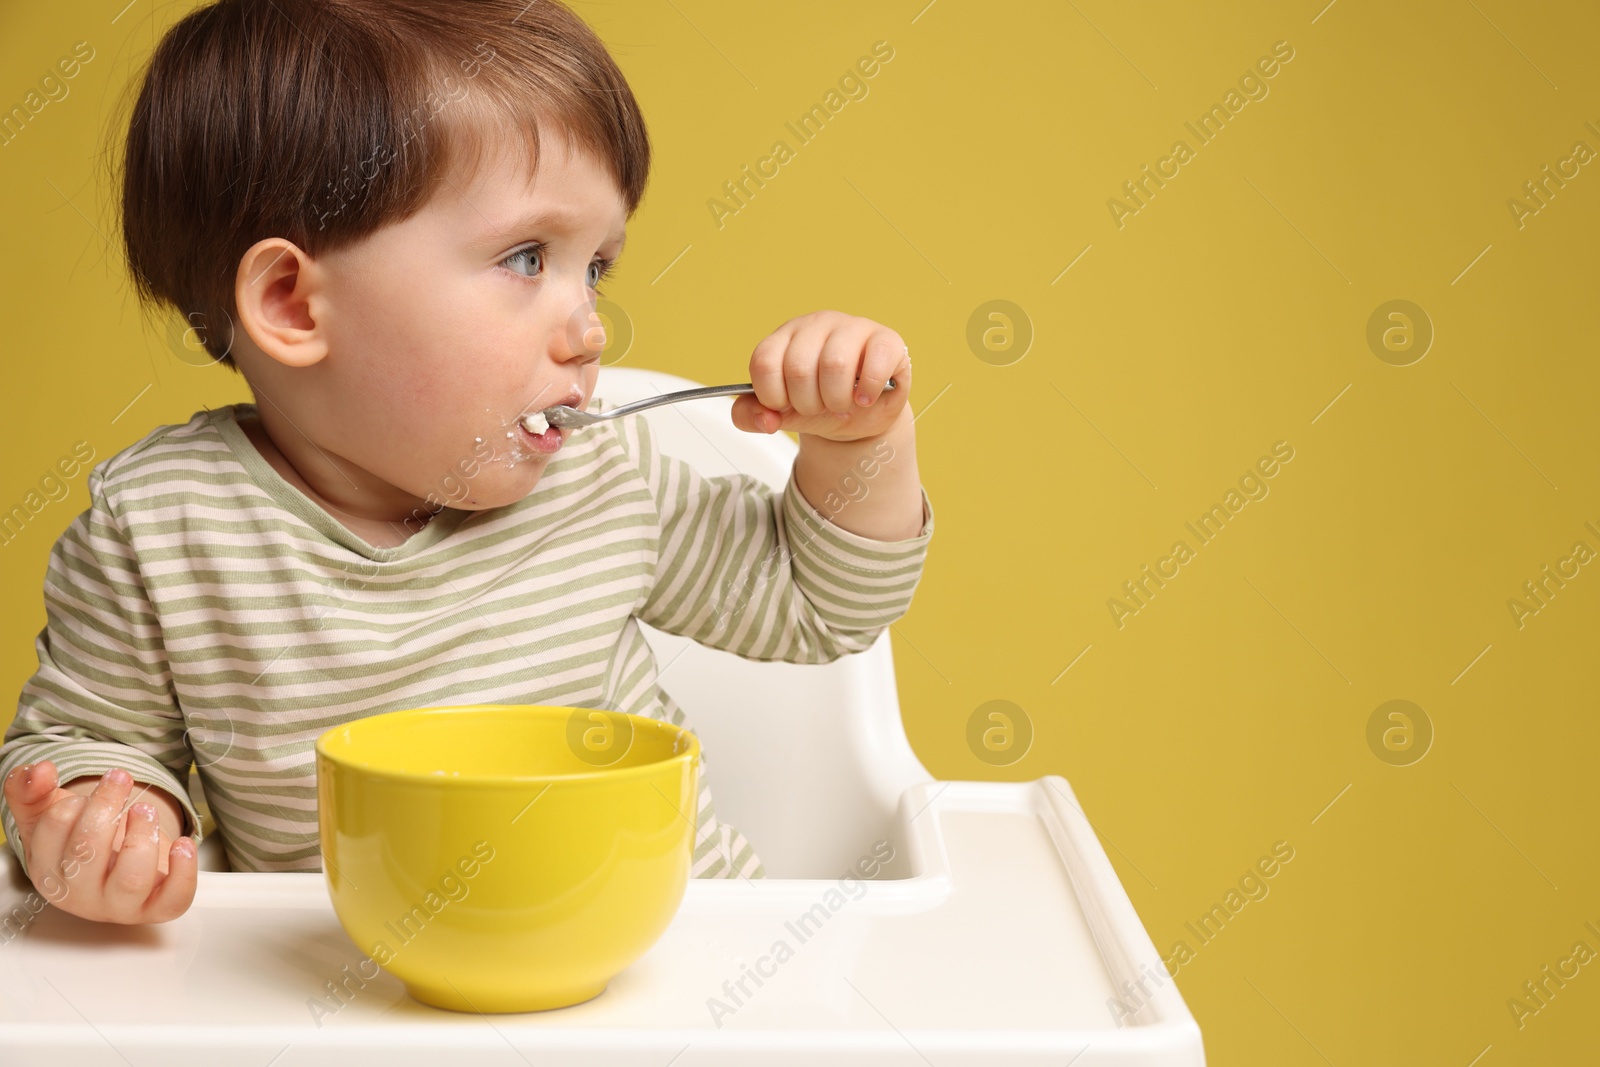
0,464,203,881
615,404,935,664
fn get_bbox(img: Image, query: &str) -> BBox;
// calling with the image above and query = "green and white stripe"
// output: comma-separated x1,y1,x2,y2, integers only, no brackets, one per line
1,400,933,881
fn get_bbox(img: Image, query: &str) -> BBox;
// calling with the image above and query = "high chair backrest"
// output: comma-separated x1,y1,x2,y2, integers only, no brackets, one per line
598,366,934,878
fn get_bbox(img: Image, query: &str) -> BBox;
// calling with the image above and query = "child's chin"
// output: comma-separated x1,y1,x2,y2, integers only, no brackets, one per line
458,471,544,511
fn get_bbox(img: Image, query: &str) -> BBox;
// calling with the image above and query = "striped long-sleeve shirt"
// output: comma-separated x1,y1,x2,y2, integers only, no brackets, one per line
0,397,933,880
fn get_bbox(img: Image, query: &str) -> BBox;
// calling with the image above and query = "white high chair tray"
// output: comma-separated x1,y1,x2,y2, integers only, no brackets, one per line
0,777,1204,1065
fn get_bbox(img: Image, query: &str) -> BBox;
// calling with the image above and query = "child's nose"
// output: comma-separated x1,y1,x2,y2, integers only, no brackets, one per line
559,302,608,362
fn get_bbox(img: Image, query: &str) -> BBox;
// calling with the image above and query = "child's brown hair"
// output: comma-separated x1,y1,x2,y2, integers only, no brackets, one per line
118,0,651,370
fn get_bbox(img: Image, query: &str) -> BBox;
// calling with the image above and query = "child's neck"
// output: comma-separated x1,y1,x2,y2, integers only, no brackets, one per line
236,409,430,549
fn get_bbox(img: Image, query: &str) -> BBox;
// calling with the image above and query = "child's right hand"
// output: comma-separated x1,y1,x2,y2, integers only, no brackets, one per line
3,760,198,924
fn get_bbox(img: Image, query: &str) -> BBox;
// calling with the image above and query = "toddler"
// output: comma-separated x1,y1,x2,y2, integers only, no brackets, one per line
0,0,932,924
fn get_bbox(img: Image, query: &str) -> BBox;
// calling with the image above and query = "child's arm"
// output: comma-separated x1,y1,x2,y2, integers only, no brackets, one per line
623,311,932,664
790,405,922,541
0,466,204,916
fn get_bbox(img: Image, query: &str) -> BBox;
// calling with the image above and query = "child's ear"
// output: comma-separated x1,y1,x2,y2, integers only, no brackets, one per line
234,238,329,368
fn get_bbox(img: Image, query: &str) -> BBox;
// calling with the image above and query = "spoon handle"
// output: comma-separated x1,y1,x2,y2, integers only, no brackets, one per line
600,377,897,420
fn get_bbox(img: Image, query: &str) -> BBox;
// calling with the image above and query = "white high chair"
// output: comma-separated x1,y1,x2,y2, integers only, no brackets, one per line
2,366,1206,1065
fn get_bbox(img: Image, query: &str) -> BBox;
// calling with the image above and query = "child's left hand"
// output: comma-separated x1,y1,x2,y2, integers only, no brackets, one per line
732,310,912,442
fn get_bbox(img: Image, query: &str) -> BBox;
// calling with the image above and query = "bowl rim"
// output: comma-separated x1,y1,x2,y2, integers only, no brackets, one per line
313,704,701,786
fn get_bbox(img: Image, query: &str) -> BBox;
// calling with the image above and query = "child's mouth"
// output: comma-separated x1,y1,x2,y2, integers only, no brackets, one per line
516,412,565,454
514,387,583,455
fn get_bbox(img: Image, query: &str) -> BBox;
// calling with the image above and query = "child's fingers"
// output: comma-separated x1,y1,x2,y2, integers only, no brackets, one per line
104,797,170,875
855,331,909,407
748,331,794,414
57,770,135,891
817,327,869,415
103,804,163,914
142,837,198,923
24,792,86,893
778,322,828,416
731,394,779,434
4,761,60,846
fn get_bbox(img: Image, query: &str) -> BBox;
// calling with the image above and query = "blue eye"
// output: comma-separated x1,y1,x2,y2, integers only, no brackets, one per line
502,244,543,278
588,257,616,292
501,243,616,292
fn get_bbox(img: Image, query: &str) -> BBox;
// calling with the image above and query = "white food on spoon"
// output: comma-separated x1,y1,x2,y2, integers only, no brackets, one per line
519,411,550,435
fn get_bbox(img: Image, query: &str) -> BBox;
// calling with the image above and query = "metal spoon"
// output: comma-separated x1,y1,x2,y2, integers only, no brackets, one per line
541,377,899,429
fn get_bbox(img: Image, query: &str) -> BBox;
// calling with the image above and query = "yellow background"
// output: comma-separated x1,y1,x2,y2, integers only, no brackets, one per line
2,0,1598,1061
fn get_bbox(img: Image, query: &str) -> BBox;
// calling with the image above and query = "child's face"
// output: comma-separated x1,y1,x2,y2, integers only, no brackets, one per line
271,130,627,518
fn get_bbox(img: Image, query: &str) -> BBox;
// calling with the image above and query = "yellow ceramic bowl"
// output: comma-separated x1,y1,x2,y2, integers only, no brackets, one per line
315,704,700,1013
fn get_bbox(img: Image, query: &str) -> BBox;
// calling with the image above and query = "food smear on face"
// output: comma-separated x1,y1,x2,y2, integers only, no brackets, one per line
469,404,565,474
470,408,540,470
